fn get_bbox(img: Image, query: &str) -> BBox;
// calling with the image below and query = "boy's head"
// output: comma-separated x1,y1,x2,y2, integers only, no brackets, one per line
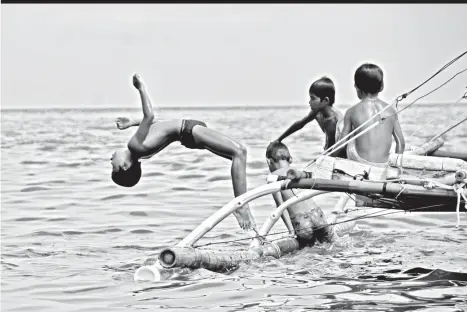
308,76,335,111
110,149,141,187
354,63,384,98
266,141,292,172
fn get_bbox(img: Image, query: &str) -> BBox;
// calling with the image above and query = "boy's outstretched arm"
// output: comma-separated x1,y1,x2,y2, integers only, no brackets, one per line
132,74,155,144
115,116,156,130
392,115,405,154
274,110,318,142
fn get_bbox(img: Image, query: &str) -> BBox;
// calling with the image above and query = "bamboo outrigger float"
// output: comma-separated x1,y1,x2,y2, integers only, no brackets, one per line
134,135,467,282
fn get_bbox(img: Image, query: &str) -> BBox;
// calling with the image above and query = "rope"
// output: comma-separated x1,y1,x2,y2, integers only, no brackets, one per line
429,115,467,142
454,183,467,228
193,199,460,248
387,68,467,118
267,198,461,242
400,97,467,152
401,51,467,100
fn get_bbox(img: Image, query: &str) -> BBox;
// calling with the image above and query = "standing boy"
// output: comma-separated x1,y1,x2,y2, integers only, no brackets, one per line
272,77,345,157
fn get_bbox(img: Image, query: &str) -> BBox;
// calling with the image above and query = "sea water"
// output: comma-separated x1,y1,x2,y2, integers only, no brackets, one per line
1,104,467,311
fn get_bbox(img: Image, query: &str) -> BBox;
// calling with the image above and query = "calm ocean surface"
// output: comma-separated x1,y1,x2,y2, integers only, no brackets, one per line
1,104,467,312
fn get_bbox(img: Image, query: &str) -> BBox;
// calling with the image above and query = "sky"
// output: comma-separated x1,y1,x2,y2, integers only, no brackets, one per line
1,4,467,109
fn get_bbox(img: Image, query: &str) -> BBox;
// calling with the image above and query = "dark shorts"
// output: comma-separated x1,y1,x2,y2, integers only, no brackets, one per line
180,119,207,149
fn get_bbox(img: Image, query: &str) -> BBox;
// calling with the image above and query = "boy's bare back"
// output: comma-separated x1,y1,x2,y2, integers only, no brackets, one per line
339,63,405,164
345,98,398,163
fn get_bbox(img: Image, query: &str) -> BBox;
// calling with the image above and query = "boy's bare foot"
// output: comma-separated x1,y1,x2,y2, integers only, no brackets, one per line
233,205,256,231
132,74,145,90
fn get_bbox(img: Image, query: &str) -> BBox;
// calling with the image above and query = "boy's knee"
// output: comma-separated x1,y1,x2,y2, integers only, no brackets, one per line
235,145,247,160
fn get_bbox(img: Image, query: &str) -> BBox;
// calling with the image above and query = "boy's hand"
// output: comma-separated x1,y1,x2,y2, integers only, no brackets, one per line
115,117,132,130
286,168,305,180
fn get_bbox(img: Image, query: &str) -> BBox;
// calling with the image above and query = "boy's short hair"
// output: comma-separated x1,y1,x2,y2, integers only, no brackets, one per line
111,161,142,187
266,141,291,162
354,63,384,94
309,76,335,106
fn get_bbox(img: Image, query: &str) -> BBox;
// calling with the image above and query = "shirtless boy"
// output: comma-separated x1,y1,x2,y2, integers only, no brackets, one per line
110,74,256,230
337,63,405,166
272,77,345,157
266,141,341,245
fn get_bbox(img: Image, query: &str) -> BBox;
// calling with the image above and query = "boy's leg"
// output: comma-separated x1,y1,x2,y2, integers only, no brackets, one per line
192,126,256,231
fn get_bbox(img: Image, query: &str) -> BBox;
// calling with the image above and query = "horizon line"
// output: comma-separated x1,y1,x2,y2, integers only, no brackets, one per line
1,101,464,111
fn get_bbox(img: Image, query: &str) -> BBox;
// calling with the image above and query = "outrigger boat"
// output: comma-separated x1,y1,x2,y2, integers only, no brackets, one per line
134,133,467,282
133,51,467,282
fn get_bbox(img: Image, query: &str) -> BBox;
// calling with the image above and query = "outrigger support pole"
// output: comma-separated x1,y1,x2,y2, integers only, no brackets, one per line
286,178,466,199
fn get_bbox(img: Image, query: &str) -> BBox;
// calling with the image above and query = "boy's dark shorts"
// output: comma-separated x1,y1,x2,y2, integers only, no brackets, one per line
180,119,207,149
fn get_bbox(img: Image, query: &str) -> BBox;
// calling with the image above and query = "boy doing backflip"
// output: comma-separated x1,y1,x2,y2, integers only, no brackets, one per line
110,74,256,230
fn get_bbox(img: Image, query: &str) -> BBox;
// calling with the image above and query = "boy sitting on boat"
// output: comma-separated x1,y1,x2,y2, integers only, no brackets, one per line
337,63,405,166
266,141,344,246
111,74,256,231
271,76,346,157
